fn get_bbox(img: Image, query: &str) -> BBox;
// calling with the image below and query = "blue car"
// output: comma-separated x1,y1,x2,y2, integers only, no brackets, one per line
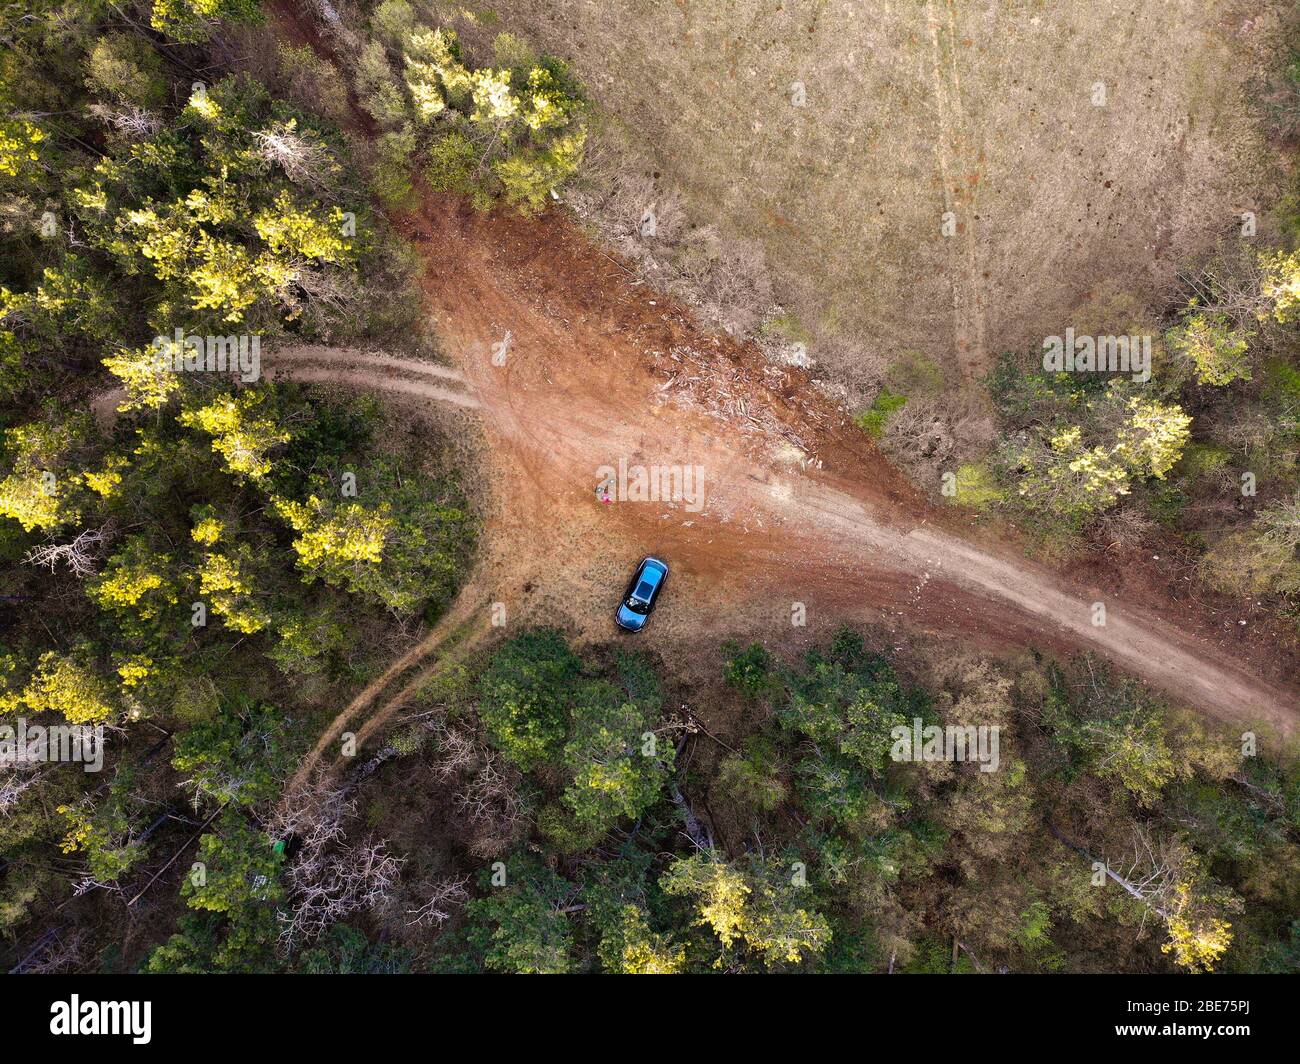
616,557,669,632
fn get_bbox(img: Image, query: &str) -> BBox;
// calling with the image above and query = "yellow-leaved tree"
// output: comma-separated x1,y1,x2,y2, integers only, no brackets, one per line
271,493,392,592
660,853,832,968
179,392,290,480
0,420,85,532
1011,385,1191,522
18,651,117,725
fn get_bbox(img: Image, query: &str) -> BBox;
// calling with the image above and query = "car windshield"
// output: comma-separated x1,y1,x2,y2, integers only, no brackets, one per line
623,596,650,614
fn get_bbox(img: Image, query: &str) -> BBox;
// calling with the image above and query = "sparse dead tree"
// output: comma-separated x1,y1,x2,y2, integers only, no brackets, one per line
301,0,359,50
273,785,404,952
671,781,714,852
253,122,337,189
16,927,90,974
1176,244,1271,328
1088,506,1157,554
427,720,477,781
456,747,527,832
293,263,354,311
403,720,530,859
1100,825,1185,920
406,874,470,928
87,103,162,138
1059,820,1198,911
24,524,114,578
269,259,354,320
0,766,45,812
1055,821,1243,972
72,875,122,898
1259,490,1300,550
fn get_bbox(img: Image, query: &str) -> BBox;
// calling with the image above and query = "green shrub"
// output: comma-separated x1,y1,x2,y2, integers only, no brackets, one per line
886,350,945,397
424,130,480,200
854,387,908,438
949,461,1005,508
718,738,788,812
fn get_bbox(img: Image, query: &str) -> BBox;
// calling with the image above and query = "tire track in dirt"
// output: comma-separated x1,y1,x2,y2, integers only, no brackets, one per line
264,344,481,407
270,345,470,383
284,585,491,796
263,364,482,409
86,353,490,795
924,0,988,379
410,192,1297,745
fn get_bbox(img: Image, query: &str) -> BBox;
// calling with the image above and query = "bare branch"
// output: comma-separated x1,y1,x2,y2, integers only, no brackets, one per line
406,874,469,928
24,524,115,578
274,784,404,952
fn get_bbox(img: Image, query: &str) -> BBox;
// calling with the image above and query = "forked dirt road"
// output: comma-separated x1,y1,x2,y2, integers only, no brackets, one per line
262,5,1297,774
272,193,1298,763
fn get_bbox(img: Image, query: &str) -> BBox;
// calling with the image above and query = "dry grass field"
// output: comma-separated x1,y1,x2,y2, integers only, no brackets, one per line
436,0,1289,398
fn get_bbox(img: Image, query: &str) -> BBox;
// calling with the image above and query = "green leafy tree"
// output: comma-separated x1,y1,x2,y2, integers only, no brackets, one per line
660,853,750,955
718,737,788,812
722,641,776,701
149,0,264,46
1043,662,1200,806
272,462,471,614
0,418,87,532
464,855,575,973
559,677,674,836
293,923,413,974
596,904,685,974
477,629,582,771
0,118,44,182
777,636,913,777
1006,385,1191,522
57,771,148,883
89,536,181,626
84,34,168,107
181,391,292,480
171,701,286,809
397,28,586,212
18,649,117,725
661,853,831,969
148,810,283,973
183,814,284,919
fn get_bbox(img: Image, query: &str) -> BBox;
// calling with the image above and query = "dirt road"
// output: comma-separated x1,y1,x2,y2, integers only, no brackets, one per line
262,193,1297,752
259,2,1296,762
